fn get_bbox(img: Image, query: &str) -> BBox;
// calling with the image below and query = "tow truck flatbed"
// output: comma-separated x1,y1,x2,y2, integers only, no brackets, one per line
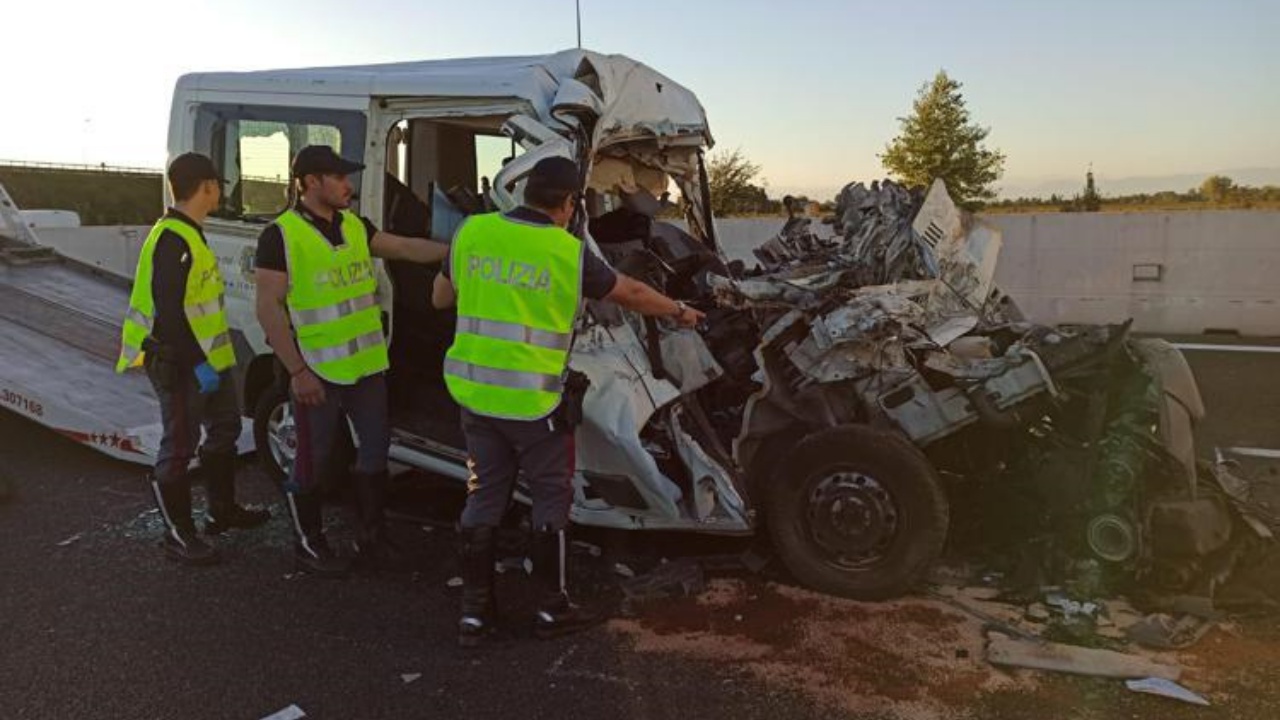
0,186,251,464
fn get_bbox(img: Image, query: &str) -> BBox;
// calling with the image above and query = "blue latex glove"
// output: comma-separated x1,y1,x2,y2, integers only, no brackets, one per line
194,362,221,394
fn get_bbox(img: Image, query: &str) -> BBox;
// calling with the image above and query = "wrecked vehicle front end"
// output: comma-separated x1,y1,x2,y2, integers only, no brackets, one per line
716,179,1272,602
480,53,1269,604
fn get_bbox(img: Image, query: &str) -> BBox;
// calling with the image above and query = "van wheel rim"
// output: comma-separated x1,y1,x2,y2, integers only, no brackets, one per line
806,471,898,569
267,401,296,475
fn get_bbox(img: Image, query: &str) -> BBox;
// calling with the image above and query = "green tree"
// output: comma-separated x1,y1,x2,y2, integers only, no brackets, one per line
1200,175,1235,203
880,71,1006,209
707,148,767,215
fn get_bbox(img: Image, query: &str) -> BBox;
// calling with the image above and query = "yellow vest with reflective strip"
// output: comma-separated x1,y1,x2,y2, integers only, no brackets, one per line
278,209,388,385
116,217,234,373
444,212,584,420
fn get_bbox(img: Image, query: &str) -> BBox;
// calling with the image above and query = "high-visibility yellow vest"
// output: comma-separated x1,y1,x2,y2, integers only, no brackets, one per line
278,209,388,385
444,212,584,420
117,217,234,373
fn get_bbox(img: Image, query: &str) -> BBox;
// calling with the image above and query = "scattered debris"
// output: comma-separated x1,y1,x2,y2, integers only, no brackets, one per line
55,533,82,547
1125,677,1211,706
445,576,463,588
571,540,603,558
1044,591,1100,619
613,579,1035,718
612,562,636,579
927,588,1041,643
619,559,705,603
1025,604,1051,623
986,634,1182,680
259,705,306,720
400,673,422,684
495,556,531,575
1126,613,1215,650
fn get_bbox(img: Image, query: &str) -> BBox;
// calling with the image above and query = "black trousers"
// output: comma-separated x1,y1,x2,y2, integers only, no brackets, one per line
458,409,575,531
145,356,239,484
288,372,390,493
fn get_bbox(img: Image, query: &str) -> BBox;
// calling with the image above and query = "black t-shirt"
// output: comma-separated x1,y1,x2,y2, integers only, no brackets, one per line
441,207,618,300
254,203,380,272
149,209,207,366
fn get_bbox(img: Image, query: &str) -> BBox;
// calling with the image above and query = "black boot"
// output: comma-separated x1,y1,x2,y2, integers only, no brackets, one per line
352,470,406,570
202,451,270,535
150,476,219,566
458,526,497,648
531,526,598,639
285,491,350,577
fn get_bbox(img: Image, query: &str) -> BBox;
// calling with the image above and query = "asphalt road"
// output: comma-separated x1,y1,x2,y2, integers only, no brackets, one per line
0,339,1276,720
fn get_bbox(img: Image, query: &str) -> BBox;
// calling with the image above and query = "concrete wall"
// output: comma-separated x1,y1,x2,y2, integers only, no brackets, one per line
985,211,1280,336
711,212,1280,337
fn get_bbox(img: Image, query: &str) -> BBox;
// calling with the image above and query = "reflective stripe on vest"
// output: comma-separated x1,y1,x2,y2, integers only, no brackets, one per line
278,209,389,385
444,212,584,420
116,217,234,373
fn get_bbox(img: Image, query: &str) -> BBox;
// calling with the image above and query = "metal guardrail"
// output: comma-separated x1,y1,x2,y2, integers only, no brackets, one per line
0,159,162,175
0,160,288,184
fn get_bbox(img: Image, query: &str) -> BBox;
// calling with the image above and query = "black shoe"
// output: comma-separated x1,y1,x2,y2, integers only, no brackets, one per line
458,526,497,648
353,528,411,572
206,504,271,535
161,528,221,566
294,538,351,577
458,613,496,649
352,470,406,570
531,526,600,639
534,596,600,640
151,478,220,566
286,492,350,578
202,451,269,534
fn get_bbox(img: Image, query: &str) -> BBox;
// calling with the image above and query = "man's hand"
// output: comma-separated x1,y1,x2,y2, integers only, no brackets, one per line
432,272,457,309
672,302,706,329
605,274,709,330
290,368,326,407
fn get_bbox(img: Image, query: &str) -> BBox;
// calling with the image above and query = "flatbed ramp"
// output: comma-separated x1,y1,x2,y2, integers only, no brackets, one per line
0,241,250,464
0,249,163,461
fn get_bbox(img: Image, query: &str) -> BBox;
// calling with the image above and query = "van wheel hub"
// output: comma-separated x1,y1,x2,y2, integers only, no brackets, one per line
806,471,898,567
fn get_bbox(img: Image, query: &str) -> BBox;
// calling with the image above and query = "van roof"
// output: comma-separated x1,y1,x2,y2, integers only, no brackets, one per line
176,48,713,148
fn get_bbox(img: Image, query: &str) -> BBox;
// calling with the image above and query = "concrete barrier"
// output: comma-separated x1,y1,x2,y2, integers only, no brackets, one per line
985,212,1280,337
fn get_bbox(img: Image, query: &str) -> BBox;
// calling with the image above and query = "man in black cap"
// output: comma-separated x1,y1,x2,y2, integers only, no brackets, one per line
255,145,448,576
117,152,269,565
432,156,705,646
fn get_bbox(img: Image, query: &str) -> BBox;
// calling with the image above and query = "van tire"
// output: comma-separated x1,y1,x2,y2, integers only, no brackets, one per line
766,425,949,600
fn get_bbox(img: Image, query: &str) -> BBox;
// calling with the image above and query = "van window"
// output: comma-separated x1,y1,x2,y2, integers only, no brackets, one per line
192,104,366,222
475,134,519,195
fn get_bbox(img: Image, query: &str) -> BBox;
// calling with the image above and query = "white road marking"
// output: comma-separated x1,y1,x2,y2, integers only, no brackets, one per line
1226,447,1280,460
1172,343,1280,354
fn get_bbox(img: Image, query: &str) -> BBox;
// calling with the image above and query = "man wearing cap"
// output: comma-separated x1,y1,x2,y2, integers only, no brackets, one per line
255,145,448,576
118,152,269,565
432,156,706,646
